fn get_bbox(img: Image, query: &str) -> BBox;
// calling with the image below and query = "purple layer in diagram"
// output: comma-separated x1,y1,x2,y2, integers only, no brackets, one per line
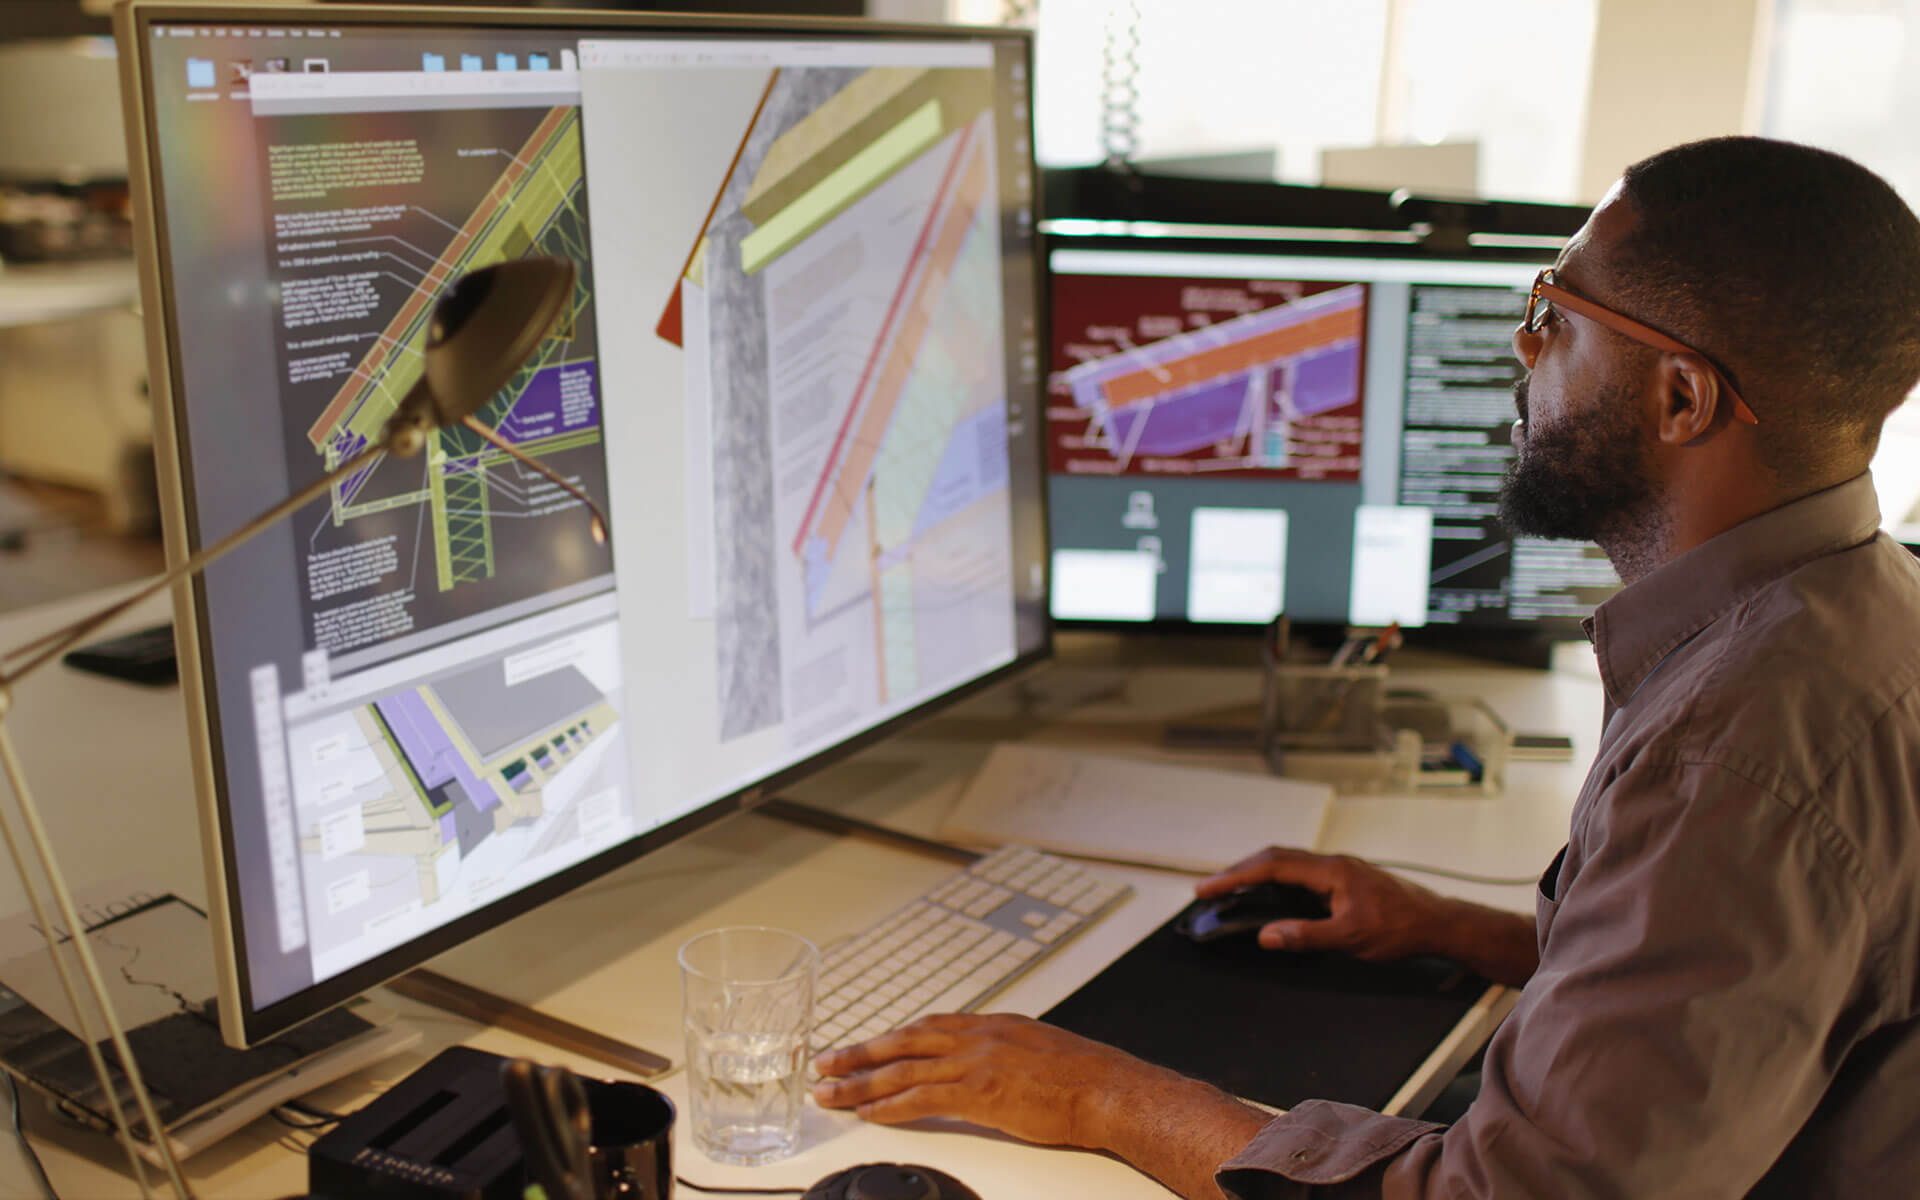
332,431,377,505
376,689,500,815
1105,375,1249,457
911,405,1010,542
497,361,601,445
1292,342,1362,418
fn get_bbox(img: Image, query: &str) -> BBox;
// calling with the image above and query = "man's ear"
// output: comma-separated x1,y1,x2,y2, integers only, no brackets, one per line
1658,353,1721,447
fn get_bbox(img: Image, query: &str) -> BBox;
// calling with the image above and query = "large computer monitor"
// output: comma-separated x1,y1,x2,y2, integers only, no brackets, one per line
118,3,1047,1046
1042,230,1619,638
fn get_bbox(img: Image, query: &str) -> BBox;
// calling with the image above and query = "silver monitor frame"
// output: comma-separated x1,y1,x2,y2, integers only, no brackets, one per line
116,1,1050,1047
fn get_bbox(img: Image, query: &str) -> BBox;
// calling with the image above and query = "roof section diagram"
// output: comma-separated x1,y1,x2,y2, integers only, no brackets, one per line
1048,275,1369,481
259,99,614,665
661,61,1018,749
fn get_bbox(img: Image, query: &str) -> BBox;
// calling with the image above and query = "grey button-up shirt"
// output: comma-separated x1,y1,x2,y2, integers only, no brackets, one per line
1217,473,1920,1198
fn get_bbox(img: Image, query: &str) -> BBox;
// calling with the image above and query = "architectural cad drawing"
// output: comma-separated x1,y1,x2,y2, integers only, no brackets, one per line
672,63,1015,748
1061,284,1365,473
305,107,603,595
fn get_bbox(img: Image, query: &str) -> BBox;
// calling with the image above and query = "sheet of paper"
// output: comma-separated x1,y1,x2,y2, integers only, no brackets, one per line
941,743,1332,873
0,897,216,1039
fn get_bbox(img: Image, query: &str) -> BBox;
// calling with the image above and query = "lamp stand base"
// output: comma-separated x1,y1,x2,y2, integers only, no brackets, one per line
384,968,671,1077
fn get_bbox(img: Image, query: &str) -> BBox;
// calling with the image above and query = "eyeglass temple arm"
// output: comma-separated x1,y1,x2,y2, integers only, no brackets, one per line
1537,281,1760,425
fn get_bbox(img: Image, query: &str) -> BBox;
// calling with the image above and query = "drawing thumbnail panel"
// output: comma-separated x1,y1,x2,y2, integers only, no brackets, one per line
285,624,629,980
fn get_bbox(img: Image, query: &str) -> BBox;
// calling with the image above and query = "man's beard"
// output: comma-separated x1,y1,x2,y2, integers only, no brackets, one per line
1498,375,1659,544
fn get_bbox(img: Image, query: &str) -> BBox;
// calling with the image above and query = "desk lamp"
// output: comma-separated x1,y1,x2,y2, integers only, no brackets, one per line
0,256,607,1199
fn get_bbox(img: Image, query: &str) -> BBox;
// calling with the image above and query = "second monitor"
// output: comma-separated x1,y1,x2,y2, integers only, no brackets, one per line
1044,237,1620,636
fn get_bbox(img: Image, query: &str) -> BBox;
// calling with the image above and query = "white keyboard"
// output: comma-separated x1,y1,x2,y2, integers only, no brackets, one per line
811,845,1131,1053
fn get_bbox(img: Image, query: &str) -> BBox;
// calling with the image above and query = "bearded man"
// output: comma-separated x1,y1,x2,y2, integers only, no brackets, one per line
813,136,1920,1199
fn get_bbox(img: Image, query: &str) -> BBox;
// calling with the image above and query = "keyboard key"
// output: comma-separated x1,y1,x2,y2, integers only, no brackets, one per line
963,886,1013,919
1070,884,1123,915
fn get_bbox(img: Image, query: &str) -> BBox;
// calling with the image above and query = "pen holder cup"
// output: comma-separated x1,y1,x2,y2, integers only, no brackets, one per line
584,1078,675,1200
1259,661,1388,752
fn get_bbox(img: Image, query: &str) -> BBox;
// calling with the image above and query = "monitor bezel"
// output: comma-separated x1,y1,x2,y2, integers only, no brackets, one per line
116,1,1050,1048
1039,225,1605,646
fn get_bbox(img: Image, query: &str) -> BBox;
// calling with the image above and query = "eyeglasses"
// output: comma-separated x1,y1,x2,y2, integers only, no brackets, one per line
1523,268,1759,425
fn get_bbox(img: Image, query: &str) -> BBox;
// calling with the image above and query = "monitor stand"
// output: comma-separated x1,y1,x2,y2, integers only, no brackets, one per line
384,969,671,1077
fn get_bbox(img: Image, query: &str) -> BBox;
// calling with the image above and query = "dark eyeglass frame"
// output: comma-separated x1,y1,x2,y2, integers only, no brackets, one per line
1523,268,1759,426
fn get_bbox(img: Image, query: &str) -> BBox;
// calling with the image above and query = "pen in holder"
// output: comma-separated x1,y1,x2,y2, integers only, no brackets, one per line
1259,658,1388,752
1254,617,1512,794
1258,613,1388,753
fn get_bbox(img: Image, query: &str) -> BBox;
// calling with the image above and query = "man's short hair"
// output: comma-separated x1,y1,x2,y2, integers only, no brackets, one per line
1611,137,1920,483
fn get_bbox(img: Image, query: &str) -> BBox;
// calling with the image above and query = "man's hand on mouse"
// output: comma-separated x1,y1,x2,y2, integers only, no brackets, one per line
813,1013,1270,1196
1196,846,1448,960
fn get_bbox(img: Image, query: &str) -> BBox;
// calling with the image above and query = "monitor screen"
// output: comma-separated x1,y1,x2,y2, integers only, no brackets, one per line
1043,240,1619,633
124,5,1047,1044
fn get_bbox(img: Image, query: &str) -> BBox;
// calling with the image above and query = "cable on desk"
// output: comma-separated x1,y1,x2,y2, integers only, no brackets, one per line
269,1107,339,1131
281,1099,347,1124
1371,860,1542,887
676,1176,804,1195
5,1072,60,1200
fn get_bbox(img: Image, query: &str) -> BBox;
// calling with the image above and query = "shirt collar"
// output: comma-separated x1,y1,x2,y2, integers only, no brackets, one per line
1582,472,1883,709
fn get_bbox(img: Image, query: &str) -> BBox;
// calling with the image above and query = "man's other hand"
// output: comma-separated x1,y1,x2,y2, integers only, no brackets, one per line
1196,846,1448,961
814,1013,1274,1200
811,1012,1153,1148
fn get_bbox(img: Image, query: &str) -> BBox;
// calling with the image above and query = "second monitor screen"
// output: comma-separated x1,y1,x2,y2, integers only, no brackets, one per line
1046,247,1619,632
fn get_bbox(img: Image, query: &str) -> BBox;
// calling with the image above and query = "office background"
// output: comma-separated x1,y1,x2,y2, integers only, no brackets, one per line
4,0,1917,617
0,1,1906,1194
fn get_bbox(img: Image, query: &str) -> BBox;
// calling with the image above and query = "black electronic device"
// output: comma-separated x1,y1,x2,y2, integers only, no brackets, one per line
803,1163,982,1200
307,1046,525,1200
1511,732,1576,761
1175,882,1332,944
61,622,177,686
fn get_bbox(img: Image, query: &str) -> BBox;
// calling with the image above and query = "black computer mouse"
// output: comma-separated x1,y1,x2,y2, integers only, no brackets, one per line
1175,882,1332,943
802,1162,981,1200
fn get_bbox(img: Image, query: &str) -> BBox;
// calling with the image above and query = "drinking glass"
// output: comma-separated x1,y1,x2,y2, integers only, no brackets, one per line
677,926,818,1165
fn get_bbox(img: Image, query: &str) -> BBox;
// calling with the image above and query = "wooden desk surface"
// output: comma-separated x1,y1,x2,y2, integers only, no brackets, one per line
0,590,1602,1197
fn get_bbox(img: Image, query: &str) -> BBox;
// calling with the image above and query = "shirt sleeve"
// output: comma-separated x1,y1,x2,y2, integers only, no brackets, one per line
1216,755,1873,1199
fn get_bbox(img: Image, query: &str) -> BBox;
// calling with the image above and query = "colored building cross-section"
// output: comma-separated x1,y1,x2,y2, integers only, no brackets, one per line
303,105,601,593
790,121,990,565
1062,284,1365,467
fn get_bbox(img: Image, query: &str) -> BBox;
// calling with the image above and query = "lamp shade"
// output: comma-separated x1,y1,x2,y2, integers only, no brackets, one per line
418,256,578,429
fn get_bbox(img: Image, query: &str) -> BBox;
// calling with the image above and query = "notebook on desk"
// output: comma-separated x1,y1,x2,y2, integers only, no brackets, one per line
940,743,1333,873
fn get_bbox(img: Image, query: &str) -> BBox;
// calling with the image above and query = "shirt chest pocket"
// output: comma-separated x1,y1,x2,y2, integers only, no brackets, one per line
1535,843,1568,936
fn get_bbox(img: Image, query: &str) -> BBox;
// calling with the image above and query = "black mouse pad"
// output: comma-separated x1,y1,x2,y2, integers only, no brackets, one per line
1041,912,1491,1113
